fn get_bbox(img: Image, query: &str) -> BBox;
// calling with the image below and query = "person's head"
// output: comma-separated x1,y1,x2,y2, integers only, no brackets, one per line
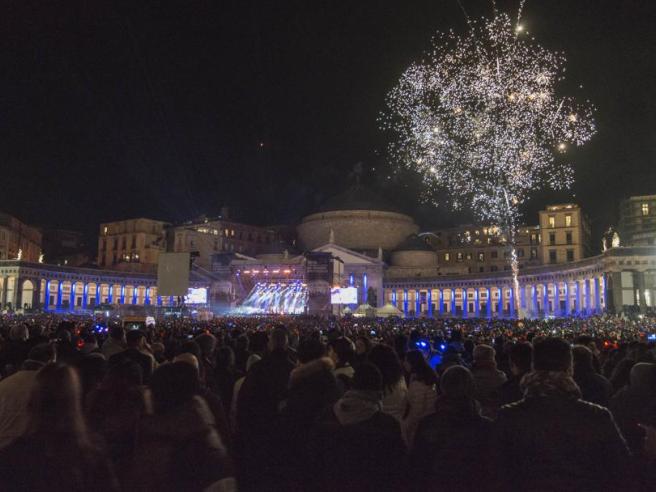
629,363,656,394
178,340,201,360
249,332,268,354
28,364,90,445
195,333,217,358
404,350,437,386
509,342,533,376
533,337,572,374
297,338,326,364
440,365,475,400
9,324,29,342
268,326,288,352
75,354,107,396
368,344,403,391
355,336,371,355
352,363,383,392
235,334,250,352
125,330,146,349
473,344,496,364
109,325,126,342
328,337,355,366
173,352,200,371
103,359,143,389
217,346,236,370
22,343,56,370
150,362,200,414
572,345,595,375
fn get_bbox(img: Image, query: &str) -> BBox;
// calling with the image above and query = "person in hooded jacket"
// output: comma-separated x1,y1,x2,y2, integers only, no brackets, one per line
272,338,340,490
130,362,235,492
572,345,613,407
411,365,493,491
308,363,406,492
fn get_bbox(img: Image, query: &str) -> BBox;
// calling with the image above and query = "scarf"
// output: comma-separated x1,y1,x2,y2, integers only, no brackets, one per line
521,370,582,399
333,390,382,426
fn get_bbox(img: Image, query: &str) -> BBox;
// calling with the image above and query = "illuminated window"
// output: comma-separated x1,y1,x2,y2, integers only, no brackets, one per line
456,252,463,262
231,229,235,237
565,214,572,227
548,215,555,228
642,203,650,216
477,252,484,262
444,253,450,261
103,226,108,235
466,253,472,260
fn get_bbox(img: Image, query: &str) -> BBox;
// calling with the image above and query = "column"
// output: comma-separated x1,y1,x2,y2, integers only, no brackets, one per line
120,285,126,304
82,283,89,309
439,289,444,316
415,289,421,317
403,289,408,317
594,277,601,314
96,285,101,306
553,281,560,317
132,286,138,305
157,295,163,306
575,280,581,315
391,289,397,308
509,287,516,318
520,285,527,311
451,288,456,316
463,289,469,318
145,287,151,305
486,287,492,318
564,281,570,317
584,279,591,315
498,287,504,317
349,273,354,287
56,281,63,310
474,288,480,317
69,282,76,311
363,273,368,304
427,289,433,318
43,280,50,311
532,285,538,317
0,276,7,307
542,283,549,316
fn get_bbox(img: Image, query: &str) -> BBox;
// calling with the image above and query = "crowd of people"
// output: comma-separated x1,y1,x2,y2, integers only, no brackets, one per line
1,312,656,490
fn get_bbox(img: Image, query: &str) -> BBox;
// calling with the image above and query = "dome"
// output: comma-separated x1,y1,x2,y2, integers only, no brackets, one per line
391,235,437,267
394,234,434,252
318,185,400,213
297,185,419,251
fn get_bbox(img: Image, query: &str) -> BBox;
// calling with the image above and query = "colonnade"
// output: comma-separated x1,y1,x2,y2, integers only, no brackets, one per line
386,275,606,319
0,276,179,311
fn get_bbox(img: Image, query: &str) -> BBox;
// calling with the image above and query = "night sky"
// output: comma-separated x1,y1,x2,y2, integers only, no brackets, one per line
2,0,655,245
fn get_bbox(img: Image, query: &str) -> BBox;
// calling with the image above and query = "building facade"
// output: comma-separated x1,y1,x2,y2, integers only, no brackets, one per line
171,217,276,269
538,204,591,264
0,213,42,263
424,224,541,275
97,218,168,273
619,195,656,246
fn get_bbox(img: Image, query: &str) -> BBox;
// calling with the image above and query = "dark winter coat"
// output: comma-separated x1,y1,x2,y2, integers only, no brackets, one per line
130,395,233,491
308,391,407,492
411,396,493,491
495,395,631,491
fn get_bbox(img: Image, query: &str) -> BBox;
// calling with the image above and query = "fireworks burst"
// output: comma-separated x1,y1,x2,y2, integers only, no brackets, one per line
382,12,595,315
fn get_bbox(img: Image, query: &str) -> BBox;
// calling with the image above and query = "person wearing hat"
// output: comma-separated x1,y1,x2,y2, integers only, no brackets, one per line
410,365,493,491
495,337,630,491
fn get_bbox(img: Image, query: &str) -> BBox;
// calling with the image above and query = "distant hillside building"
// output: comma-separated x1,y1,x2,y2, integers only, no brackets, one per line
618,195,656,246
